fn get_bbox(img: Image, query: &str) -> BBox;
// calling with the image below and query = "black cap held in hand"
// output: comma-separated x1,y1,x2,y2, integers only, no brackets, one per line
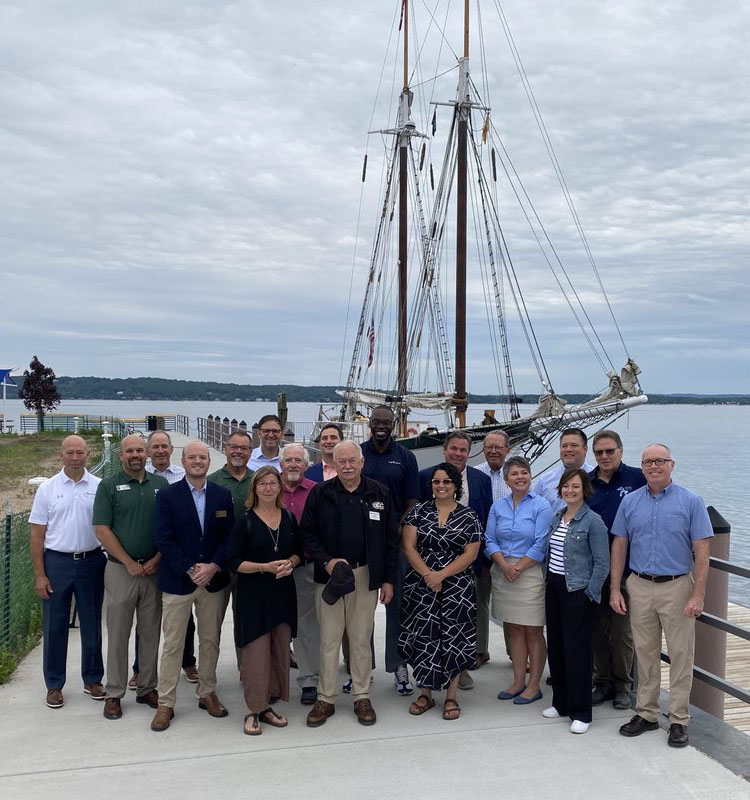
322,561,356,606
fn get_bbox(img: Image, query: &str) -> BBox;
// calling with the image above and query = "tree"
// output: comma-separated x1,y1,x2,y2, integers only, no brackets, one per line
18,356,61,431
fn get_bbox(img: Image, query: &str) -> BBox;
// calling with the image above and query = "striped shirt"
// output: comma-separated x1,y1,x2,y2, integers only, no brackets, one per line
548,520,568,575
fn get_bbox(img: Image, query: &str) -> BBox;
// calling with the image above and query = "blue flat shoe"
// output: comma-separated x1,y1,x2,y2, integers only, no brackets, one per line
513,690,543,705
497,687,526,700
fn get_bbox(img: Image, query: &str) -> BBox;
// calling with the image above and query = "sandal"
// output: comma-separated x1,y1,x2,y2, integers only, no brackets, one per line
409,694,436,716
443,698,461,721
244,713,261,735
259,707,288,728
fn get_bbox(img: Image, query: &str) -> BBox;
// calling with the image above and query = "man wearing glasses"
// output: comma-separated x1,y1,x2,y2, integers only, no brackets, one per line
610,443,712,748
208,431,254,515
249,415,284,472
587,430,646,710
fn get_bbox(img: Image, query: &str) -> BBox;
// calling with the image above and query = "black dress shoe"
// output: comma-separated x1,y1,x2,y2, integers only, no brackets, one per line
619,714,659,737
668,723,689,748
591,684,614,706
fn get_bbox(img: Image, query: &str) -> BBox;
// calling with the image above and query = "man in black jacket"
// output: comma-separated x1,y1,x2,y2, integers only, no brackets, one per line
300,440,398,727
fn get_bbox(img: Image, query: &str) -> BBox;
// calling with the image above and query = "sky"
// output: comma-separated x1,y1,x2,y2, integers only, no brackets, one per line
2,0,749,396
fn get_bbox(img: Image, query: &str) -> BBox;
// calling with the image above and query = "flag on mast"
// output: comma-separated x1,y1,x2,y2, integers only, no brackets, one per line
367,318,375,367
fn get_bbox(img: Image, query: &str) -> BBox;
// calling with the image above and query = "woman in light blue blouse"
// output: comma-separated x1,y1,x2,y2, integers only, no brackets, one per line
485,455,554,704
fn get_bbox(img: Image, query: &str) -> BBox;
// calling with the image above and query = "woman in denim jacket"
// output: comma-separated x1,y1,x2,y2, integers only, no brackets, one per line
542,468,609,734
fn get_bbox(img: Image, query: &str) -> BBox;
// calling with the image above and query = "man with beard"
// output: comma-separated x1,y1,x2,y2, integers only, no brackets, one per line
93,435,168,720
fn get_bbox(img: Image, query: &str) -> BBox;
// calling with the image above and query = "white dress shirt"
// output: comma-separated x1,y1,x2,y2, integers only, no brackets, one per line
146,462,186,484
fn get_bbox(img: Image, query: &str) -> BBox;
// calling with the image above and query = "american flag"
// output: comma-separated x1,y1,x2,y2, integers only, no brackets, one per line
367,317,375,367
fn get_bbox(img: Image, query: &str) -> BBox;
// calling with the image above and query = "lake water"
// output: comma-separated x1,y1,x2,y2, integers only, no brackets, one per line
3,398,749,605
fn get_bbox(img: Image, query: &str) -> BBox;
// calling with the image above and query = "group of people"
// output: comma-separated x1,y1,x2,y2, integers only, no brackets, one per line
29,411,713,747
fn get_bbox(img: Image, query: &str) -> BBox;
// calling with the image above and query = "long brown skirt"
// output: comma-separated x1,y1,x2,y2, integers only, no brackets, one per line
240,623,291,712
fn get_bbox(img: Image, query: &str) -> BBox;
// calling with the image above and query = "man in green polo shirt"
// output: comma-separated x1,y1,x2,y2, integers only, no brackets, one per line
94,434,169,720
208,430,254,514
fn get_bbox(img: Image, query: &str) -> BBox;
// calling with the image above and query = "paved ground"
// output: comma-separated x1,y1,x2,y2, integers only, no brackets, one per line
2,608,749,800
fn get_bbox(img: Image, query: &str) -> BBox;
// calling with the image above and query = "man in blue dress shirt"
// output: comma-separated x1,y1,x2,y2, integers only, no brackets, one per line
588,430,646,710
534,428,594,512
610,443,712,748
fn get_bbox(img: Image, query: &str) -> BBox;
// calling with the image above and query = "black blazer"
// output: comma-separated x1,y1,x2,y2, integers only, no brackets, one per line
154,478,235,595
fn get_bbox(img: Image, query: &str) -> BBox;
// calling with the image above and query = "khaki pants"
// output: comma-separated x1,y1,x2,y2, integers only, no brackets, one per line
104,561,161,699
315,565,378,704
157,585,229,708
627,572,695,725
293,563,320,689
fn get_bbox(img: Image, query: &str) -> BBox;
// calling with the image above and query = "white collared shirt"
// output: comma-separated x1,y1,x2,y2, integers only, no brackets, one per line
146,462,186,484
29,469,101,552
248,447,281,472
534,461,595,512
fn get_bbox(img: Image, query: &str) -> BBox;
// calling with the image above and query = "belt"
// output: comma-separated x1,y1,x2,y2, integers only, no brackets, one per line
108,554,152,566
633,571,686,583
47,547,102,560
348,560,367,569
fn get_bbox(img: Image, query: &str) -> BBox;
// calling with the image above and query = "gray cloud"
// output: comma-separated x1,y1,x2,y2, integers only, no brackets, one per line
1,0,748,394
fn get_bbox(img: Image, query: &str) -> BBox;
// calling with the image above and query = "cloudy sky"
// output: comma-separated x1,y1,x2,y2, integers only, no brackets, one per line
2,0,748,396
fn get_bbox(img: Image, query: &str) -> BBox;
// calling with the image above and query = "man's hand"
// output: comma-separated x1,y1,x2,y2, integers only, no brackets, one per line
192,562,219,586
126,559,146,578
325,557,349,576
35,575,53,600
142,555,161,576
610,589,627,615
380,582,394,604
684,594,704,618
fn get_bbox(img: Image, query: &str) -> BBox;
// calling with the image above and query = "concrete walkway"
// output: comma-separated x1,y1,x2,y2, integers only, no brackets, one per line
1,609,749,800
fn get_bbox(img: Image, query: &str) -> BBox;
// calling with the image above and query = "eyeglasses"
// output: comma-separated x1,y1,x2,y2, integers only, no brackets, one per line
641,458,672,467
431,478,454,485
260,428,282,435
228,444,250,451
594,448,618,457
485,445,509,452
256,481,280,489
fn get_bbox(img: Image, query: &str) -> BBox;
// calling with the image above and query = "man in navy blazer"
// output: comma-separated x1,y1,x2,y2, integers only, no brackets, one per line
151,442,235,731
419,431,492,689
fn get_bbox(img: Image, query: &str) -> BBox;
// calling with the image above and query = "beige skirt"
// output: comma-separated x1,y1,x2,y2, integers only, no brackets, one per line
490,558,546,627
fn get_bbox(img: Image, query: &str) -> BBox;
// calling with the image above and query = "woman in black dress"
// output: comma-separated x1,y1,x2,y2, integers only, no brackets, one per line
227,466,303,735
399,462,482,720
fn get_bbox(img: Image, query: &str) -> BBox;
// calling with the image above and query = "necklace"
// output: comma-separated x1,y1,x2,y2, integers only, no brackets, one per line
265,523,280,552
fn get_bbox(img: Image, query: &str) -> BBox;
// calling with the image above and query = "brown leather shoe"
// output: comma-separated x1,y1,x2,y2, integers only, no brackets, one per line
84,682,105,700
127,672,138,691
183,665,199,683
306,700,335,727
136,689,159,709
353,698,377,726
151,705,174,732
475,652,490,669
46,689,64,709
103,697,122,720
198,692,229,717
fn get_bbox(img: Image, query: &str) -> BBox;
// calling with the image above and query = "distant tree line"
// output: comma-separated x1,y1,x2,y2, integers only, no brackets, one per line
3,376,748,405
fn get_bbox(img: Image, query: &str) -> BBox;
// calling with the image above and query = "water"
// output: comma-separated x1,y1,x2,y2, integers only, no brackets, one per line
3,398,748,604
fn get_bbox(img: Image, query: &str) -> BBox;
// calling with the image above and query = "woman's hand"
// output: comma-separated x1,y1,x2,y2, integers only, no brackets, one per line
424,569,443,592
274,559,295,579
263,560,289,577
501,562,520,582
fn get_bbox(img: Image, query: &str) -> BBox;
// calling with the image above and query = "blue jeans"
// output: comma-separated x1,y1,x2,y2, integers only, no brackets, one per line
384,550,408,673
42,549,106,689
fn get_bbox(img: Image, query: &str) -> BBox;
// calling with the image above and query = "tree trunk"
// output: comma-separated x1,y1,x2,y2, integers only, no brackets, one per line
38,411,45,432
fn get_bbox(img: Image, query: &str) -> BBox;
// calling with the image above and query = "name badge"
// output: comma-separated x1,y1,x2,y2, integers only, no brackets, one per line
371,501,385,510
215,510,227,518
115,485,131,492
369,510,380,521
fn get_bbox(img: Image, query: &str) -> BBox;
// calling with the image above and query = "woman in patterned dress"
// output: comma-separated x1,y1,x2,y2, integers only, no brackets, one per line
399,462,482,720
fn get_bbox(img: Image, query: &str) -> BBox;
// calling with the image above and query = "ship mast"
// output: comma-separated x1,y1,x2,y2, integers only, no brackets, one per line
453,0,470,428
396,0,410,436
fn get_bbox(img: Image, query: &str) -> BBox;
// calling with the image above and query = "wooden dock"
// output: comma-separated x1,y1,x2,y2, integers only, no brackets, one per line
661,602,750,734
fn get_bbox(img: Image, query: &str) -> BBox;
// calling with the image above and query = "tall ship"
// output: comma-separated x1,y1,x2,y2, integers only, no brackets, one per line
325,0,646,467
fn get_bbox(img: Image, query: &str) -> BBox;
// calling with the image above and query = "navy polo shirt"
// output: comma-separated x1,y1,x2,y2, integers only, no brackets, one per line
361,438,419,523
588,462,647,531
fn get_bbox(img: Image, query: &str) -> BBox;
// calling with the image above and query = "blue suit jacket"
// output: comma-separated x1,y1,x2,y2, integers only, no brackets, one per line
154,478,235,595
418,464,492,573
304,463,324,482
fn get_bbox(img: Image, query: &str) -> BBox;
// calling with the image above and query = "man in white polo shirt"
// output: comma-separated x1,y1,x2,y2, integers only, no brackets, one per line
29,435,106,709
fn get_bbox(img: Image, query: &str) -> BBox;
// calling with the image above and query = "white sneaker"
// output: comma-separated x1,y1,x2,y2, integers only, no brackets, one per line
570,720,590,734
542,706,560,718
394,664,413,696
342,677,353,694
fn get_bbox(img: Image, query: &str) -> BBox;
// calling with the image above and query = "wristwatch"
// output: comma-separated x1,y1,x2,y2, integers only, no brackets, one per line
187,565,196,576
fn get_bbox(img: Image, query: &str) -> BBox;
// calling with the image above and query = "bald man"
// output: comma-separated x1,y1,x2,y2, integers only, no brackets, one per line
151,442,235,731
29,435,106,709
94,434,169,720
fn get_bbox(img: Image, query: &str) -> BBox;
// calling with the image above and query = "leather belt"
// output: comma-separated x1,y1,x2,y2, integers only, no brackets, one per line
633,571,686,583
348,560,367,569
108,554,152,566
47,547,102,560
